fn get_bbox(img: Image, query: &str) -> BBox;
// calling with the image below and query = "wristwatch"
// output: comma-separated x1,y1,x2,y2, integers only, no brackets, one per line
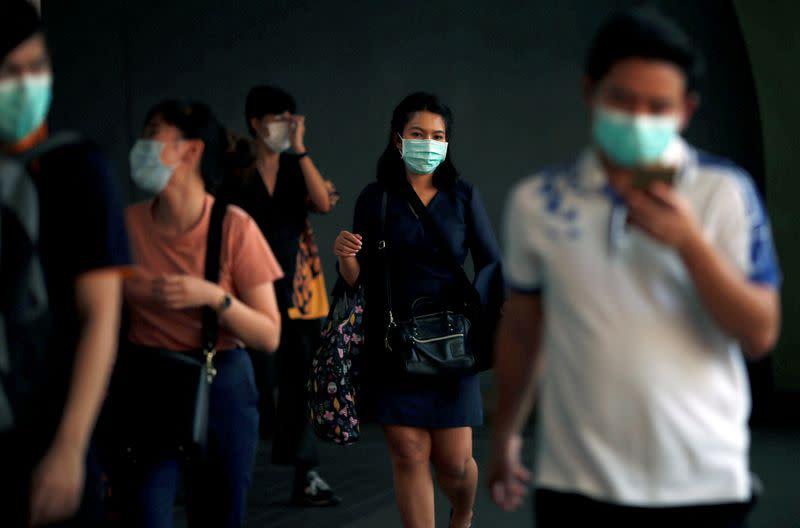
216,293,232,314
294,151,308,159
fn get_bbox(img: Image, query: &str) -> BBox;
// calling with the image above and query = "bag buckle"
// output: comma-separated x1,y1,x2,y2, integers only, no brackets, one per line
204,347,217,384
384,316,396,351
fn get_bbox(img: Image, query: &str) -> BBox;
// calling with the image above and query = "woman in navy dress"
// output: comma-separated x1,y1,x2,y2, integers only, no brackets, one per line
335,92,504,528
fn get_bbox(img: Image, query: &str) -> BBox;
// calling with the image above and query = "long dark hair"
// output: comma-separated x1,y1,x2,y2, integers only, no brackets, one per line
143,99,227,194
376,92,459,190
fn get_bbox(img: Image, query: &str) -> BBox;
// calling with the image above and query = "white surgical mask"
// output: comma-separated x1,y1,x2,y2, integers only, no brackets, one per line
129,139,178,194
262,121,291,153
399,135,449,175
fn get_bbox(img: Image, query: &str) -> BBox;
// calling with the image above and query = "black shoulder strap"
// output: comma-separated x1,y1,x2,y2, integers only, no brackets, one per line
378,191,394,327
401,182,479,303
201,198,227,351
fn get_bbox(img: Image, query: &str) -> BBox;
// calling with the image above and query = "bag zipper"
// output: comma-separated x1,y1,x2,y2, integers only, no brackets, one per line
412,333,464,344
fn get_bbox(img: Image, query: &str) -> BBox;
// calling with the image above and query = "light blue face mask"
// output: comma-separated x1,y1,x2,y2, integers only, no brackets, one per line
592,105,680,168
399,135,448,175
129,139,177,194
0,73,53,143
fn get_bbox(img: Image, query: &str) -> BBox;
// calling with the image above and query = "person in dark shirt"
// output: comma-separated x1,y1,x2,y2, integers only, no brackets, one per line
219,85,341,506
336,92,504,528
0,3,131,526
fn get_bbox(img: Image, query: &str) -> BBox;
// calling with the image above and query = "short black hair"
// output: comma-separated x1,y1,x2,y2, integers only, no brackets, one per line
144,99,227,193
244,85,296,137
1,0,42,60
585,8,704,92
376,92,459,190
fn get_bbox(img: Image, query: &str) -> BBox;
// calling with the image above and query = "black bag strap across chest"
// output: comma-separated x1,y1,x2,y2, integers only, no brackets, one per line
201,198,227,352
399,182,479,305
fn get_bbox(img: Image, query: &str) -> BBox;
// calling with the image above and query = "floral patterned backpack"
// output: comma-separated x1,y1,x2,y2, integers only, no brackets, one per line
307,280,365,445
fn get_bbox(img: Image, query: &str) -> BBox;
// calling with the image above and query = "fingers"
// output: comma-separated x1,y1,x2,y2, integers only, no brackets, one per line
512,462,532,482
647,181,678,207
626,191,665,228
490,470,529,511
335,232,362,257
152,275,187,308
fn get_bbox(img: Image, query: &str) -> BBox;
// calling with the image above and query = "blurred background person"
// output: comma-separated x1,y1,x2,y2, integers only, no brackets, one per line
489,8,781,527
111,100,282,526
219,85,341,507
0,1,130,525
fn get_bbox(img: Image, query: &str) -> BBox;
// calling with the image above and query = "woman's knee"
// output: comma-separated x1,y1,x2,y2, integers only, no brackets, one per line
385,428,431,471
432,454,472,481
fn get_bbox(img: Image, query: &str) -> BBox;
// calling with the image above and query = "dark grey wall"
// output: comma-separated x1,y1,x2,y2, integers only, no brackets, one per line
41,0,778,378
42,0,764,283
735,0,800,392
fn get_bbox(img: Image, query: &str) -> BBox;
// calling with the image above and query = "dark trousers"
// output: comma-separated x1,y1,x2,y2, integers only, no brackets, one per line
109,349,259,528
535,489,752,528
249,316,320,468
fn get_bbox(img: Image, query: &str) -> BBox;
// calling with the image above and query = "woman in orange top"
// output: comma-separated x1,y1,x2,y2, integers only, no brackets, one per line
116,100,282,527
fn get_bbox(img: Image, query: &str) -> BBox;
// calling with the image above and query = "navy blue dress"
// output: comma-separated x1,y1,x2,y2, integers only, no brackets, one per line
350,179,504,428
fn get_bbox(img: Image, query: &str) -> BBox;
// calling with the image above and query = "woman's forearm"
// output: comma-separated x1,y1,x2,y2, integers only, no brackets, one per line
216,282,281,353
55,271,122,452
338,256,360,287
299,156,332,213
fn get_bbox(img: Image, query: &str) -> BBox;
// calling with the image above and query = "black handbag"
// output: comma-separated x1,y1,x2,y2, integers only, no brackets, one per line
379,187,485,377
103,198,227,463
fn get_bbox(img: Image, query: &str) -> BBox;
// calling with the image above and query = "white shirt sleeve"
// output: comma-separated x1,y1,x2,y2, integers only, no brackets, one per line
503,179,543,292
707,175,781,287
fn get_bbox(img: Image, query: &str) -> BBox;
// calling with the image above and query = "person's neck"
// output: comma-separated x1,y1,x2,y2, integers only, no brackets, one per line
152,172,207,234
0,124,49,155
406,171,435,191
597,152,634,197
254,140,280,171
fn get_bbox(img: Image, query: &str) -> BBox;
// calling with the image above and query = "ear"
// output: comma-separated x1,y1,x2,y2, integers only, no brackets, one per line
679,93,700,132
250,117,263,136
394,132,403,154
183,139,205,166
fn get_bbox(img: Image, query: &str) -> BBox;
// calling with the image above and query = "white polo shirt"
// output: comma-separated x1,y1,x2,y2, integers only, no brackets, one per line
504,138,780,506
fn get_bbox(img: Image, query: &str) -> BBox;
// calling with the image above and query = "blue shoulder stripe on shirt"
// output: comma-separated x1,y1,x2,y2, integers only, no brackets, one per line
696,152,781,287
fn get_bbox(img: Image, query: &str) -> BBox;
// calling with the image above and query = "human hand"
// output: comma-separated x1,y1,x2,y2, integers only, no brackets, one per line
151,274,222,309
626,181,701,253
488,434,531,511
290,115,306,153
334,231,362,257
29,442,85,526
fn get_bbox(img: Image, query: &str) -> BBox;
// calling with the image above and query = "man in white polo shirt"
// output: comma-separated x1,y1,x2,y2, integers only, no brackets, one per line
488,8,781,527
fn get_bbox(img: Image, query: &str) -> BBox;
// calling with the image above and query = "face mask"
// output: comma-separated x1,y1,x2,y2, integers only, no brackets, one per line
262,121,291,153
592,105,680,168
129,139,178,194
0,73,53,143
399,136,449,175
